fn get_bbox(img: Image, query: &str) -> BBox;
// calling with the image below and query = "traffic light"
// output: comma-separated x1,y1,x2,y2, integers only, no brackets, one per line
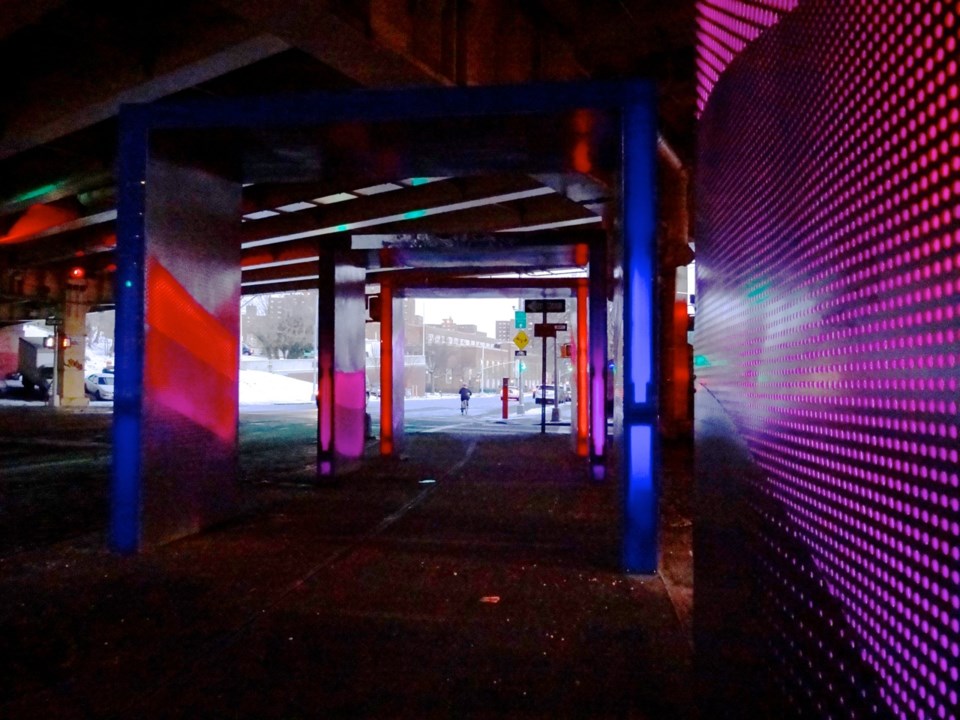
518,361,526,372
560,343,572,358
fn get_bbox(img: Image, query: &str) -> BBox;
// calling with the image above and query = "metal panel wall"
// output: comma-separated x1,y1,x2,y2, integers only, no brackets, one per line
334,259,368,459
696,2,959,717
123,134,241,549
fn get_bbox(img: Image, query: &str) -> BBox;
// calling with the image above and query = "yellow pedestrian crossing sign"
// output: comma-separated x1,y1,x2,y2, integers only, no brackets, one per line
513,330,529,350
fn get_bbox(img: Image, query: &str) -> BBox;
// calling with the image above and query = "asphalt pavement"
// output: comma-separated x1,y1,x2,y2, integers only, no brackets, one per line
0,406,694,719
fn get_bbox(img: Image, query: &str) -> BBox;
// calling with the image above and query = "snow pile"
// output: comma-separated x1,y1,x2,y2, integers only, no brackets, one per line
238,370,315,405
85,345,114,375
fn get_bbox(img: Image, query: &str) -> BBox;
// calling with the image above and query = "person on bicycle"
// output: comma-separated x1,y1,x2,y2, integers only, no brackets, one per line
459,384,472,414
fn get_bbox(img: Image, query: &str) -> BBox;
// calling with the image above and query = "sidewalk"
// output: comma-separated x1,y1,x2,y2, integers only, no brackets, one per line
1,432,694,719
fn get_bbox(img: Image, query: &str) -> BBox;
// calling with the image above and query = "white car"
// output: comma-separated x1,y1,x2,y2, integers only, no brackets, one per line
532,384,557,405
85,373,115,400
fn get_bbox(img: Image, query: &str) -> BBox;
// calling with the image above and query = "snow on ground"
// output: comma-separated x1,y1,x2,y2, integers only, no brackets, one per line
238,370,315,404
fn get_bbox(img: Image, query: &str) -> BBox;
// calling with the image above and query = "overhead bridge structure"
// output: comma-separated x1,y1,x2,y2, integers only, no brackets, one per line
106,81,661,575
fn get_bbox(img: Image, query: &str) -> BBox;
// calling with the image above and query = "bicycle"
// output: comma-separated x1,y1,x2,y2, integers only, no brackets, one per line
460,398,469,414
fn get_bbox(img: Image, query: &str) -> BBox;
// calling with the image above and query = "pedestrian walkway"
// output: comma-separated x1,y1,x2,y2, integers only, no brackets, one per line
1,432,694,719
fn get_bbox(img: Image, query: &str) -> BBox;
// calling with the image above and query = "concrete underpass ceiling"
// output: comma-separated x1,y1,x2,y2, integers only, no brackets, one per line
0,0,694,320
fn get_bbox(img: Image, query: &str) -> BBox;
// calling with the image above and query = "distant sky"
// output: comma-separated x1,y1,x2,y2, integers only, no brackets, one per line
416,298,519,337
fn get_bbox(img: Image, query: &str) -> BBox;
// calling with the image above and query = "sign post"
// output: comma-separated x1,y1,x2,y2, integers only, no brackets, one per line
525,300,565,434
513,330,529,414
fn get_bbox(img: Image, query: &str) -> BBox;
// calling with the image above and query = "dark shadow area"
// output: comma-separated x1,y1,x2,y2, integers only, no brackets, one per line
1,408,694,719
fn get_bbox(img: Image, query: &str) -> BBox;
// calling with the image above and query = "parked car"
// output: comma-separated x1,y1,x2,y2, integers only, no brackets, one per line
507,385,521,400
532,384,557,405
85,372,115,400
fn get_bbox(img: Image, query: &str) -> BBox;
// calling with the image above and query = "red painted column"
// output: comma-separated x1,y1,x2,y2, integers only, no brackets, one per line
379,282,394,456
502,377,509,419
576,279,589,457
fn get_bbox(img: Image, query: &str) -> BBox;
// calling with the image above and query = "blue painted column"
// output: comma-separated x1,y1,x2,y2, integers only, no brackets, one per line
111,106,149,554
621,94,659,573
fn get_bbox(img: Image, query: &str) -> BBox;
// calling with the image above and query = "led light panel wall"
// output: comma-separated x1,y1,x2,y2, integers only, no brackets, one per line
697,1,959,718
695,0,800,116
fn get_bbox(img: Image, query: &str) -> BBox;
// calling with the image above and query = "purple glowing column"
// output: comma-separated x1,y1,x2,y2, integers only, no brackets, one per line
316,245,335,476
588,232,607,480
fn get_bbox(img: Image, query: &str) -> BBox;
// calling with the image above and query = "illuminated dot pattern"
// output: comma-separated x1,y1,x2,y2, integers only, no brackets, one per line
696,1,959,718
695,0,800,116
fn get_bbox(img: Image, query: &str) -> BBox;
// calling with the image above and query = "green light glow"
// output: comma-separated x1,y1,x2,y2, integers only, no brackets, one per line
9,182,63,204
336,224,350,232
403,209,426,220
745,276,771,303
693,354,710,367
407,178,430,186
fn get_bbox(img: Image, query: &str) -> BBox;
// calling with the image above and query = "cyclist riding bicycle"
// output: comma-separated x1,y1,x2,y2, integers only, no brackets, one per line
459,384,472,414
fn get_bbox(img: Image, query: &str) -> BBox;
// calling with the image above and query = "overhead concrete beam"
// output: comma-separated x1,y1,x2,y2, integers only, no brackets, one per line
241,175,552,246
0,0,69,42
214,0,447,88
0,34,289,161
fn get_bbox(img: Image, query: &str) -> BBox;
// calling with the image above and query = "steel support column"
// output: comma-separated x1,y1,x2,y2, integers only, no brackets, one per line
316,244,335,476
588,232,607,479
112,114,242,552
575,278,589,457
621,96,658,573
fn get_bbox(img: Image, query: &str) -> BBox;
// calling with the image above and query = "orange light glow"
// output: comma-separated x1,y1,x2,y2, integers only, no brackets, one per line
146,259,238,383
576,280,589,457
69,266,86,279
572,139,592,173
144,259,238,442
1,204,79,245
574,243,589,267
572,109,594,135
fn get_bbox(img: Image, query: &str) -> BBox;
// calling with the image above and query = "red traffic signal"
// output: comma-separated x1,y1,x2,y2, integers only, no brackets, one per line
43,335,72,348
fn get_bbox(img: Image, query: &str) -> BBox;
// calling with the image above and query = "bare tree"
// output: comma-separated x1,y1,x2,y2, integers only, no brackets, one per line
243,292,316,359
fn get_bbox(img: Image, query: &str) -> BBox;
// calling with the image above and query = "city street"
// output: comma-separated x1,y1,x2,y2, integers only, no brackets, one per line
0,404,694,720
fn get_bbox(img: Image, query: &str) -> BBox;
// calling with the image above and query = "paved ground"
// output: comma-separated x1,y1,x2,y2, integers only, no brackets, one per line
0,408,694,719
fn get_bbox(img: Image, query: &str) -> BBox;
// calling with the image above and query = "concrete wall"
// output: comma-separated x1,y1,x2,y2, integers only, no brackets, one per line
695,2,959,717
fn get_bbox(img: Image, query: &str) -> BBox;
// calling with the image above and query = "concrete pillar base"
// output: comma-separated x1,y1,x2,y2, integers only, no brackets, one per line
61,396,90,408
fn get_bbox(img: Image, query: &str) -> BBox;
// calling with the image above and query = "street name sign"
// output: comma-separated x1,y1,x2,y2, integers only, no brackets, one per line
514,350,527,357
524,299,565,313
533,322,568,337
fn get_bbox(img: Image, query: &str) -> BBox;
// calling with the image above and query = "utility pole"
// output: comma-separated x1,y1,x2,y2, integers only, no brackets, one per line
540,307,547,434
551,331,560,422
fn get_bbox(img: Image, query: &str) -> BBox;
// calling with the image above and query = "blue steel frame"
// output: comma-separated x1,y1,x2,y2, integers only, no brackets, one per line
111,106,149,553
622,101,659,573
112,81,659,569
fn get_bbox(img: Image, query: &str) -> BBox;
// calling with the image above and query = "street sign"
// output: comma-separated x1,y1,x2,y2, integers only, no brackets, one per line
513,329,529,350
515,310,527,328
524,299,565,313
514,350,527,357
45,316,63,327
533,322,568,337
